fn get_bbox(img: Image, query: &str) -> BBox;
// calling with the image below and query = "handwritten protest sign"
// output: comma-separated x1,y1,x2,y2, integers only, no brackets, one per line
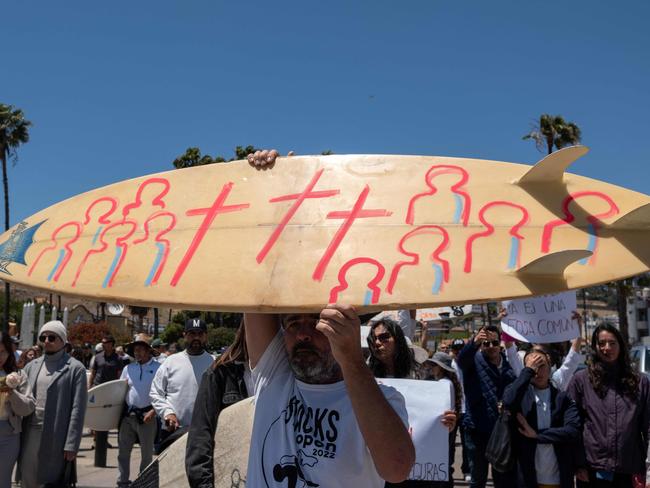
380,378,453,482
501,291,579,343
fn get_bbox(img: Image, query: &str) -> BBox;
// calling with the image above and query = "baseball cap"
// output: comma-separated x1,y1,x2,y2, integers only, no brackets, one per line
184,318,207,332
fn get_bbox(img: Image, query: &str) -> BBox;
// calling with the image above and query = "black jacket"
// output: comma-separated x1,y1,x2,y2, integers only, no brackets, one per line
502,367,580,488
185,362,249,488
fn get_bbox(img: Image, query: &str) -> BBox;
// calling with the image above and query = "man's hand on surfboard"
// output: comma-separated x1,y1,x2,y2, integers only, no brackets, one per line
247,149,280,168
316,303,363,369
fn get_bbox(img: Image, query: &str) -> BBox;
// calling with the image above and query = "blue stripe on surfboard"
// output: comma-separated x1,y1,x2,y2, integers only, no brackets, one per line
431,263,443,295
580,223,596,265
92,226,103,246
145,242,166,286
102,246,123,288
453,193,463,224
47,249,66,282
508,236,519,270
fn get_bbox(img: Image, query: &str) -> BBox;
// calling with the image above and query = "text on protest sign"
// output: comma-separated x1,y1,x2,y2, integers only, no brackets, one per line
379,378,453,481
500,291,579,343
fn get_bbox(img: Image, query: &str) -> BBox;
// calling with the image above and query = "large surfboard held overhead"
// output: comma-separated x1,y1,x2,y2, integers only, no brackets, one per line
0,147,648,312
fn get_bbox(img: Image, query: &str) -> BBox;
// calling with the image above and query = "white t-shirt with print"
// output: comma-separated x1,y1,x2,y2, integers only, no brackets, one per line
247,332,409,488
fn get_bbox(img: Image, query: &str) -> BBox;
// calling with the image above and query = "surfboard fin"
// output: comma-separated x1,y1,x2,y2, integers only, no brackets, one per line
516,249,593,276
608,202,650,230
516,145,589,185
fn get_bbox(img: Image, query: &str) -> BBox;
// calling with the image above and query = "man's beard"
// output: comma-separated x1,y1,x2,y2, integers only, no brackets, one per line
187,340,205,355
289,343,341,384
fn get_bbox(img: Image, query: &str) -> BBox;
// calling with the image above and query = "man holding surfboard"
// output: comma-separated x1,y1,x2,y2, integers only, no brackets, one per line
244,305,415,487
241,150,414,487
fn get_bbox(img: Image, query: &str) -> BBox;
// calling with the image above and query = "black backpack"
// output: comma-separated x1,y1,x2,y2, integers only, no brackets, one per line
485,409,515,473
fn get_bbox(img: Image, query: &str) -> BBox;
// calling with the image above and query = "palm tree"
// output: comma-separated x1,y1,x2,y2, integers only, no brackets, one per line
522,114,582,154
0,104,32,331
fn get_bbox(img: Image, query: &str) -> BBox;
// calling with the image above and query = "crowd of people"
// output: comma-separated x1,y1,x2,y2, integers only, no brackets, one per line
0,301,649,488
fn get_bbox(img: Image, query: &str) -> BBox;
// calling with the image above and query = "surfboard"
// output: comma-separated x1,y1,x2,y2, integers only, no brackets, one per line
85,379,128,431
156,398,254,488
0,147,648,311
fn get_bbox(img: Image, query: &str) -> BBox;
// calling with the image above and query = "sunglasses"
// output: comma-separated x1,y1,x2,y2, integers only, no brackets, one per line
481,340,500,348
39,335,58,343
375,332,392,343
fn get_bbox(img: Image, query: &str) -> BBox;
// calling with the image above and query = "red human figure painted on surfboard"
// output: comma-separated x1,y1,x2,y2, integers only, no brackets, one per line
464,201,529,273
71,220,138,288
28,197,118,282
120,178,171,229
313,185,392,282
256,169,340,264
28,222,82,282
387,225,450,296
116,178,178,285
131,211,177,286
406,165,471,226
541,191,619,266
170,182,250,287
328,257,385,305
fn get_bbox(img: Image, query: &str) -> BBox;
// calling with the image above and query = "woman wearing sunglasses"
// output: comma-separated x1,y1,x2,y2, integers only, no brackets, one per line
0,331,35,488
367,319,414,379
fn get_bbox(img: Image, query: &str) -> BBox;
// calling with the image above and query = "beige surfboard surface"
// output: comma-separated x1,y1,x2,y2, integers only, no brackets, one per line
157,398,254,488
0,147,648,312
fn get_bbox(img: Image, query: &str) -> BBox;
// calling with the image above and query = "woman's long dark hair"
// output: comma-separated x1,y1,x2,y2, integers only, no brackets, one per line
588,323,639,399
441,368,464,416
0,332,17,374
213,320,248,369
367,319,413,378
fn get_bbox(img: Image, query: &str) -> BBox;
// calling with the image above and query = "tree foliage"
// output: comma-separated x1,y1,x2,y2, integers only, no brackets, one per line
0,103,32,332
68,321,131,346
172,145,260,169
522,114,582,155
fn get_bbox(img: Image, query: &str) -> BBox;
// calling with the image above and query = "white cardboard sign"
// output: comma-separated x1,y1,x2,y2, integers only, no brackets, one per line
500,291,579,343
379,378,452,482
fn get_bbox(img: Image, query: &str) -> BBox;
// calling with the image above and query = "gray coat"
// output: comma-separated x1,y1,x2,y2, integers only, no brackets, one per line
21,352,87,483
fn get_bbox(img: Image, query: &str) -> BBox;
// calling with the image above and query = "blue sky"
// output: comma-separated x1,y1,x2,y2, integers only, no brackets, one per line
3,0,649,222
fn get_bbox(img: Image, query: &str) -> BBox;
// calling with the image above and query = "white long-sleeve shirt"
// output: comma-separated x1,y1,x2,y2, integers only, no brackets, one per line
149,350,214,429
505,344,585,391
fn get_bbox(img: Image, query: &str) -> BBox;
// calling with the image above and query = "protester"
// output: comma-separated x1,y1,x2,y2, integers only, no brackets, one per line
244,304,415,487
503,310,586,391
16,348,36,369
186,321,252,488
367,318,415,378
502,349,580,487
81,343,93,368
0,332,35,488
568,323,650,487
437,342,450,354
449,339,470,482
88,335,123,388
369,309,418,341
151,338,168,362
20,320,87,488
458,325,516,488
414,352,463,488
117,335,160,487
116,345,132,366
150,319,214,448
242,149,414,485
10,337,21,362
